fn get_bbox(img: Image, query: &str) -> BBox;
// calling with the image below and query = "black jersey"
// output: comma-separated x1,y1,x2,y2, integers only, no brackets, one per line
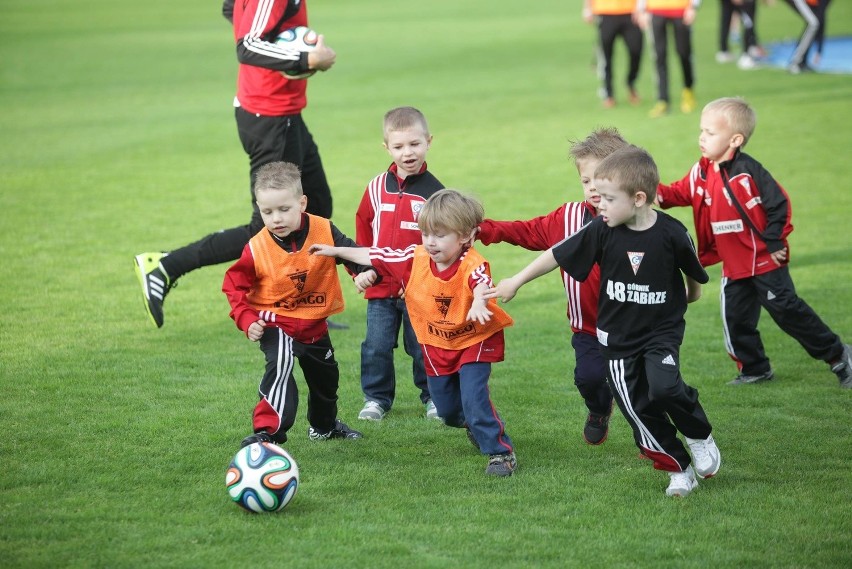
552,211,708,357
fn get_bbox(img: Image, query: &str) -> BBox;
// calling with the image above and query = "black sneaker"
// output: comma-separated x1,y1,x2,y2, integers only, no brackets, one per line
240,431,273,448
485,452,517,477
583,411,611,445
308,419,363,441
134,252,173,328
728,369,774,386
830,344,852,389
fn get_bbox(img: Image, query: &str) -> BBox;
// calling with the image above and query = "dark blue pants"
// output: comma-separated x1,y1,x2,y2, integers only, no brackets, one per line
427,362,513,456
572,332,612,416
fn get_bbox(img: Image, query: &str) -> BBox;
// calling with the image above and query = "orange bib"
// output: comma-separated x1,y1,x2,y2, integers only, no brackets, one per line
406,246,512,350
246,215,344,320
592,0,637,15
645,0,690,9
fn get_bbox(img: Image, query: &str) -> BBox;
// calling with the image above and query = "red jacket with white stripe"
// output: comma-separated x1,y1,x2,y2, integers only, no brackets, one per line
657,150,794,280
231,0,311,116
354,163,443,299
478,201,600,338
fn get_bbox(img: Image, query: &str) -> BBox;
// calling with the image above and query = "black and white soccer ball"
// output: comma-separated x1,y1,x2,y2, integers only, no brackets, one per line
226,442,299,513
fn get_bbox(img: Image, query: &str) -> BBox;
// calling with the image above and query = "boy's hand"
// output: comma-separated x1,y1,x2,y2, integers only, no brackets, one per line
247,319,266,342
770,247,788,266
353,269,377,293
309,244,334,256
466,298,493,324
483,277,522,303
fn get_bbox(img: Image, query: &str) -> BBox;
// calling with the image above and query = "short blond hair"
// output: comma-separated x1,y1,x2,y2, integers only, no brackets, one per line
417,189,484,236
383,106,430,141
703,97,756,146
594,145,659,203
254,162,303,198
569,127,629,163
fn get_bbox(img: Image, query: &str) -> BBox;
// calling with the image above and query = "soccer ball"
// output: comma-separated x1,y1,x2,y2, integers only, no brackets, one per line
275,26,319,79
226,442,299,513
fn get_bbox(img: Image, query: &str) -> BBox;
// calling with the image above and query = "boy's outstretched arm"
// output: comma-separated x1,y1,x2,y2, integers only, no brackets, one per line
484,249,560,303
309,244,372,266
685,275,702,304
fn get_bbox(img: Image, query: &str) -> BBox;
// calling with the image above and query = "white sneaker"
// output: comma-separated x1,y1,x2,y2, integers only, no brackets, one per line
737,54,756,69
686,434,721,479
357,401,386,421
425,400,441,420
715,51,735,63
666,466,699,497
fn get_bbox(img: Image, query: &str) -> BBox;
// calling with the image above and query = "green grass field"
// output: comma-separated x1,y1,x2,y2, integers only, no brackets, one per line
2,1,851,567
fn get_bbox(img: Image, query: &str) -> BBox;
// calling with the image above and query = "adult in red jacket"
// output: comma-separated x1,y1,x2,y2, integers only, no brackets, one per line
135,0,338,329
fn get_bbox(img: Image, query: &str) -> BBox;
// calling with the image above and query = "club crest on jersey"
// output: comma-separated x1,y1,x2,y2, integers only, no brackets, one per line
411,201,424,220
627,251,645,275
434,296,451,318
289,270,307,293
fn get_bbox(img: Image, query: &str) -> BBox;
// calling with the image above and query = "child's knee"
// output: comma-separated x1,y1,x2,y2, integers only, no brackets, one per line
442,412,465,428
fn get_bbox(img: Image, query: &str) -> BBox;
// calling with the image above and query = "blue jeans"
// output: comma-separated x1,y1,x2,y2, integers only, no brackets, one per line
427,362,513,456
361,298,429,410
572,332,613,415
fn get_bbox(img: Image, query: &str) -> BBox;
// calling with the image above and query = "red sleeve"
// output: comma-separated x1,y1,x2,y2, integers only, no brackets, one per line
478,205,569,250
468,261,493,290
657,165,698,209
222,245,261,335
369,245,414,284
354,186,374,247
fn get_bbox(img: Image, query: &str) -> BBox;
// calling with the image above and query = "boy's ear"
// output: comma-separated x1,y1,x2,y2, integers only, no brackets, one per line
731,133,745,148
464,227,477,244
634,191,648,207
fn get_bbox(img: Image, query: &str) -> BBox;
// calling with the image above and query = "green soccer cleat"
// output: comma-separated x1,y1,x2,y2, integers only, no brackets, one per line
134,252,172,328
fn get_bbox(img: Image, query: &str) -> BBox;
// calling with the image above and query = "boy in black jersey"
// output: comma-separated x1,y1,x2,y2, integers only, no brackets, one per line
486,145,720,497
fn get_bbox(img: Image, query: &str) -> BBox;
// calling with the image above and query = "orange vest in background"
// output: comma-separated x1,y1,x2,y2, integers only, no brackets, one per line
246,215,344,320
645,0,690,10
592,0,637,15
406,246,513,350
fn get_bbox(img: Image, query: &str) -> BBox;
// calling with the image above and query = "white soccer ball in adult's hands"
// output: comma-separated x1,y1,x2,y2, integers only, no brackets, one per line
275,26,319,79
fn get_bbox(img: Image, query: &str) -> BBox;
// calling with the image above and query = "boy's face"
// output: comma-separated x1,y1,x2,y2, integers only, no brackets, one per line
256,188,307,238
420,228,472,270
576,157,602,212
384,126,432,179
699,110,742,163
595,177,637,227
